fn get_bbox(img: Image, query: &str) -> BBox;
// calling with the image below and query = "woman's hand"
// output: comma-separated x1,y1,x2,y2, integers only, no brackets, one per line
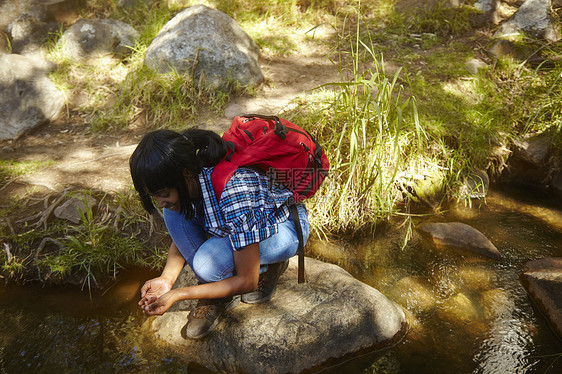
141,289,178,316
139,277,173,308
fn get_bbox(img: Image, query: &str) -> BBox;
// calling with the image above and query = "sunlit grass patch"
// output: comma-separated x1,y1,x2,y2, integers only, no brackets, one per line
0,160,55,185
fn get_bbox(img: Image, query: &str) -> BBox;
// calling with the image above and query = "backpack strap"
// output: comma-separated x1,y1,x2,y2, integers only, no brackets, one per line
243,113,288,139
289,201,305,283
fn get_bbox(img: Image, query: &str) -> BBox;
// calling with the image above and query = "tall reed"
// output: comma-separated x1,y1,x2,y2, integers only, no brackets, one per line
300,18,429,236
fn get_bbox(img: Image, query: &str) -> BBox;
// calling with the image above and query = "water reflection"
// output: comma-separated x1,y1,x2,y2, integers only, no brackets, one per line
314,187,562,373
474,318,537,374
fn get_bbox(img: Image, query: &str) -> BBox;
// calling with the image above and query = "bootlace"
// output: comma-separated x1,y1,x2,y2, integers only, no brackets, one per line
193,305,211,319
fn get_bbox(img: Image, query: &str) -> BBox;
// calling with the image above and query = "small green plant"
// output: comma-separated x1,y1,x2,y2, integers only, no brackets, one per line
37,193,149,290
0,189,167,287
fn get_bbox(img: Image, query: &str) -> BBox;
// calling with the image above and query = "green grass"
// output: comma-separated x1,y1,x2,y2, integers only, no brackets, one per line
0,160,55,185
1,190,168,288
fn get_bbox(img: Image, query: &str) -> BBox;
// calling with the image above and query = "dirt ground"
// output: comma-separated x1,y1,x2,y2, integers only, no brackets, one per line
0,33,344,206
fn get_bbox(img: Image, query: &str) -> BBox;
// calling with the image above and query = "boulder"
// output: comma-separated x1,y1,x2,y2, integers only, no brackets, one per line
0,0,46,33
501,133,558,193
494,0,560,41
56,18,139,62
8,14,50,55
144,5,263,90
417,222,501,259
146,257,407,373
0,53,65,140
512,134,551,167
521,257,562,338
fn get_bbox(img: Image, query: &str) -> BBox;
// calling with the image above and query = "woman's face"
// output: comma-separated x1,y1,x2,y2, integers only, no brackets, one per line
151,187,180,212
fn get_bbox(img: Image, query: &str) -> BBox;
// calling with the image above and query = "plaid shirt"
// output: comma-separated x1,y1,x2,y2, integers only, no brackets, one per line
198,167,293,251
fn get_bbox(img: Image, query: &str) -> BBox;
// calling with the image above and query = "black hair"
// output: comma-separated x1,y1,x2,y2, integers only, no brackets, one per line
129,128,226,219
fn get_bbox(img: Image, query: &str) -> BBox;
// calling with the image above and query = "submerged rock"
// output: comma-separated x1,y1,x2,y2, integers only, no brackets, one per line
417,222,501,260
481,288,514,320
145,257,407,373
458,265,495,292
438,293,481,326
387,276,437,315
521,257,562,338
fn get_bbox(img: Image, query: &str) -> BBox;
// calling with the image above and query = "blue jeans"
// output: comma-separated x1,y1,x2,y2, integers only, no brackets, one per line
163,205,310,284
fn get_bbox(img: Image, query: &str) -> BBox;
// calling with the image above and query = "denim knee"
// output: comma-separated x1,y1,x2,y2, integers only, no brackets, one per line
191,237,236,283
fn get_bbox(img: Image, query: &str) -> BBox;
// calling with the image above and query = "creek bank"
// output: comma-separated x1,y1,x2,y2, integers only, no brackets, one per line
145,257,407,374
521,257,562,339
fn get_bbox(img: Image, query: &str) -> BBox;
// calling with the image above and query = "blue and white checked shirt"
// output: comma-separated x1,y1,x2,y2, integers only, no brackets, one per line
198,167,293,251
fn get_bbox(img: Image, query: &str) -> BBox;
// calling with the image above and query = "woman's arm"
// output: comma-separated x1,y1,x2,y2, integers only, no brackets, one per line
139,242,185,307
141,243,260,315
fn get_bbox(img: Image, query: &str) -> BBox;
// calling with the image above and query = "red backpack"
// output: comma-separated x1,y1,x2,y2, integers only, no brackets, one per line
211,114,330,282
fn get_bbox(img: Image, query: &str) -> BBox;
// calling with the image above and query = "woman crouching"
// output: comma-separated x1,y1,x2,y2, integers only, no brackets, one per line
129,128,309,339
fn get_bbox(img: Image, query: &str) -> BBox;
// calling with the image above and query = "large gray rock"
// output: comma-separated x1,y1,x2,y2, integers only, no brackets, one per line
144,5,263,89
495,0,560,41
146,257,407,373
0,53,65,140
0,0,45,33
56,18,139,62
417,222,501,259
8,14,50,54
521,257,562,338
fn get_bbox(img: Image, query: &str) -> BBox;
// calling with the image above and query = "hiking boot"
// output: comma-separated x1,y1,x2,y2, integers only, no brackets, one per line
181,295,241,340
241,259,289,304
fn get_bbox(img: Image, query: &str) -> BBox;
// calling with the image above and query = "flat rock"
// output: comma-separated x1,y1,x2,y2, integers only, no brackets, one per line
146,257,407,373
54,194,97,224
417,222,501,259
521,257,562,338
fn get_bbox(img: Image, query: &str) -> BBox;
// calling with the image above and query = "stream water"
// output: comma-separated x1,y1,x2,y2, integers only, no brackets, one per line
1,186,561,373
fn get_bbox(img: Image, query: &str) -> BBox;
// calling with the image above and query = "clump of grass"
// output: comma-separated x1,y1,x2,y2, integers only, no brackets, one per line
388,0,477,37
287,16,434,235
90,53,231,131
